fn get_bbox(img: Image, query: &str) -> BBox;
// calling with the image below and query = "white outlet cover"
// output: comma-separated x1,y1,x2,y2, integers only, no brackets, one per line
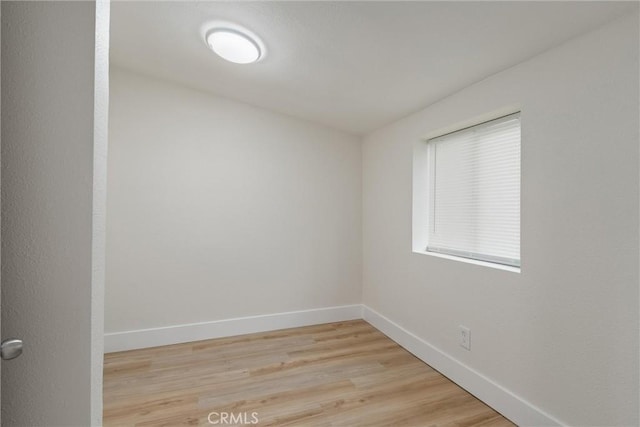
460,325,471,350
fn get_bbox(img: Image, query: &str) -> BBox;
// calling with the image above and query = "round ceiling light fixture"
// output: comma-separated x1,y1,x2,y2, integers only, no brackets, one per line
205,28,262,64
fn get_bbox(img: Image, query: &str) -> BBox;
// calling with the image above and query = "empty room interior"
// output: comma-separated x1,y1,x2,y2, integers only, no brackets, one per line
1,1,639,426
104,2,638,426
101,2,639,425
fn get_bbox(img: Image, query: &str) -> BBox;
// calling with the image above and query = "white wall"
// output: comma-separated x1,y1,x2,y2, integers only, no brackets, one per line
106,68,361,334
362,14,639,427
1,2,106,425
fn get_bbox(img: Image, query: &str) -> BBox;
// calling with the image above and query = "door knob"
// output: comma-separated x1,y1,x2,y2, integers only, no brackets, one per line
1,338,23,360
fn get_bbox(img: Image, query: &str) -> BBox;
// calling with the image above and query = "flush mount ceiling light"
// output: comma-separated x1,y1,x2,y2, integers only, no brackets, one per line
205,28,262,64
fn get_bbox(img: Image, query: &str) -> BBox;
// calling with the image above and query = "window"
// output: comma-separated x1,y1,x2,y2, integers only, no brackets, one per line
425,113,521,268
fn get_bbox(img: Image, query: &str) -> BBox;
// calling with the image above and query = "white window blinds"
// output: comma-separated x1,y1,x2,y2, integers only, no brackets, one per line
427,113,521,268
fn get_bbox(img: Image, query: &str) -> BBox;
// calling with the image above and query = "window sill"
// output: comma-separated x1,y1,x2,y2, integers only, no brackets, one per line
412,249,521,273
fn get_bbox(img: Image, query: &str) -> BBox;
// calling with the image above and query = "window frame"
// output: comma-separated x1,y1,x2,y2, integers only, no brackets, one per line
420,112,522,272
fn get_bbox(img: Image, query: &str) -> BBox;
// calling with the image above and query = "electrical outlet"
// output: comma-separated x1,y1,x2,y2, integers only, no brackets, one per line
460,325,471,350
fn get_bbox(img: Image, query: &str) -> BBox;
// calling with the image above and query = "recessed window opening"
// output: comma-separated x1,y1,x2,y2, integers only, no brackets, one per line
425,112,521,268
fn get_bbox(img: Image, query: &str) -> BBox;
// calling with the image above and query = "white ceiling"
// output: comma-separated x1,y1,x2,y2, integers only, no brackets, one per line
111,1,635,135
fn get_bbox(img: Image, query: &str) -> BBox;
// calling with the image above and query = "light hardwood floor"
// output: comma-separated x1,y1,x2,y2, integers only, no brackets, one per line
104,320,515,426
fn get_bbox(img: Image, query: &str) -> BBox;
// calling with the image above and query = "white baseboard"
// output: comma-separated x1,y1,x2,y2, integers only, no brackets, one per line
104,304,363,353
362,306,563,427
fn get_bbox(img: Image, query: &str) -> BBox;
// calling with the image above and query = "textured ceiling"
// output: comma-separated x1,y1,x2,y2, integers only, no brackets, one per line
110,1,635,135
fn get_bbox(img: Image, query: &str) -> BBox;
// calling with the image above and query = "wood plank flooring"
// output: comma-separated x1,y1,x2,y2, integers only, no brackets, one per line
104,320,515,426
